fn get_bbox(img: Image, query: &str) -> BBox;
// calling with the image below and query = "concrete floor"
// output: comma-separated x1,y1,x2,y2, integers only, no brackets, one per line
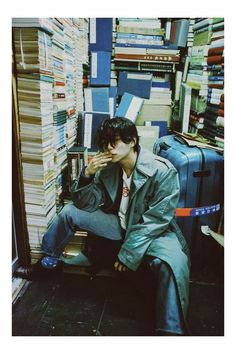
12,265,224,336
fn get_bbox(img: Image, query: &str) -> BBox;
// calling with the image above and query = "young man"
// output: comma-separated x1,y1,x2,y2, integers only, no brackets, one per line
40,117,190,335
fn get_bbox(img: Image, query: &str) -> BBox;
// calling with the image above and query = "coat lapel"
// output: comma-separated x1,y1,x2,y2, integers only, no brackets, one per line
99,164,121,203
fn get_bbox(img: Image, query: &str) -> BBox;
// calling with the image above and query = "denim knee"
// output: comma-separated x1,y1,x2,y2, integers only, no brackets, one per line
59,203,78,221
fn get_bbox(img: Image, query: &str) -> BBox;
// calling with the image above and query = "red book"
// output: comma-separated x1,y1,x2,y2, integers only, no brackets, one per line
208,83,224,89
170,21,177,44
219,101,224,109
207,55,224,65
218,109,224,117
208,47,224,56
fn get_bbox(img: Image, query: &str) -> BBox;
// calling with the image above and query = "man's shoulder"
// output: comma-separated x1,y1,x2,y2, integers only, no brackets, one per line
138,148,176,176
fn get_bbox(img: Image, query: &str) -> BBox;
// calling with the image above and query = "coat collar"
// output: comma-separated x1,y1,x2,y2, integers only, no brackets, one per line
134,146,158,178
99,146,157,202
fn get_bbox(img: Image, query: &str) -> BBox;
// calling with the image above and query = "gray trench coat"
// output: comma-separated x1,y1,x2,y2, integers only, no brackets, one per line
71,147,190,319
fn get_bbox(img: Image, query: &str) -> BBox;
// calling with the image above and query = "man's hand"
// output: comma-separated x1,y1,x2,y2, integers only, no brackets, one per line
85,151,112,177
114,260,130,272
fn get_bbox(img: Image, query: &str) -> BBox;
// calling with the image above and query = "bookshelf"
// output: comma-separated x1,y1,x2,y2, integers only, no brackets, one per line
67,146,88,188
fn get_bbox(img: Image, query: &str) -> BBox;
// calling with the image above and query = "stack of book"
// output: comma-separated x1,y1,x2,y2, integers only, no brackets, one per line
78,18,114,151
201,18,224,147
51,18,67,208
63,230,88,257
186,19,195,48
188,112,205,133
13,26,57,259
185,19,213,133
72,18,89,113
12,17,53,34
136,73,172,132
114,18,180,73
183,17,224,143
192,18,214,46
62,18,77,149
110,18,118,87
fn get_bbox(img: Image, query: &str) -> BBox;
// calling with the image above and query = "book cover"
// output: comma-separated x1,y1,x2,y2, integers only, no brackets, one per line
79,112,110,151
109,86,117,118
170,19,190,47
117,72,152,98
179,83,192,133
90,51,111,86
115,93,144,123
145,120,168,137
89,18,113,52
84,87,110,113
136,105,172,126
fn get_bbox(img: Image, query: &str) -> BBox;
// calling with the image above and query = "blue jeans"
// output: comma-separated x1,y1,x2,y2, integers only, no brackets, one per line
41,203,185,334
42,203,123,258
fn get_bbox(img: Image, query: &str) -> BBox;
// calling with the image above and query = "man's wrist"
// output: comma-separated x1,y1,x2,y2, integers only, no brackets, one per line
80,166,94,179
84,167,91,177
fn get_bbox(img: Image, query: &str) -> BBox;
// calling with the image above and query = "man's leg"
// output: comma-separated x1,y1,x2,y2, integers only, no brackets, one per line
146,257,187,336
41,203,123,268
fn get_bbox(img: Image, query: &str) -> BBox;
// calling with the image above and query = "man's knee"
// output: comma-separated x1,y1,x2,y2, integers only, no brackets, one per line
59,203,78,221
148,257,168,272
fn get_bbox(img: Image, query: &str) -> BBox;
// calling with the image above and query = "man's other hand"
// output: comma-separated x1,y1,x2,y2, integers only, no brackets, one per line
114,260,130,272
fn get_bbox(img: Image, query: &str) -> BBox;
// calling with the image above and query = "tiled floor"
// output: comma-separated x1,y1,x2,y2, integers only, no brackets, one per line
12,266,224,336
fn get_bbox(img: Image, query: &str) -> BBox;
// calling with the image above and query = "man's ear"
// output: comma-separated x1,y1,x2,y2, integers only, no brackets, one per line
130,138,137,148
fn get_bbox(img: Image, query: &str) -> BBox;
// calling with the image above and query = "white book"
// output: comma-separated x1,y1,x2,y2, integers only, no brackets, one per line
179,83,192,133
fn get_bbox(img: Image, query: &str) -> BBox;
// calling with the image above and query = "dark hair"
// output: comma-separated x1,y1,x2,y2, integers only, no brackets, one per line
95,117,139,152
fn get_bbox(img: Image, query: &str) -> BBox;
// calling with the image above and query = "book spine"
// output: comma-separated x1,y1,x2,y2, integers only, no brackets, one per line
116,38,163,46
114,53,180,62
115,43,178,50
208,83,224,89
116,33,163,40
116,25,165,36
190,45,209,56
207,55,224,64
208,46,224,56
192,18,213,31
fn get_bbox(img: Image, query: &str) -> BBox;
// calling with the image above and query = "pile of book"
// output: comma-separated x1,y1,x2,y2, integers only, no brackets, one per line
72,18,89,112
136,74,172,134
114,18,180,73
13,26,57,258
110,18,118,86
12,17,53,35
201,18,224,147
185,17,224,141
13,19,90,261
62,18,77,150
51,18,67,207
78,18,114,151
186,19,195,48
63,230,88,257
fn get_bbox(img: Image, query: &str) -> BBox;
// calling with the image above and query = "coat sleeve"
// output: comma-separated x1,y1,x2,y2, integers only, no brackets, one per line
118,167,180,271
70,172,105,212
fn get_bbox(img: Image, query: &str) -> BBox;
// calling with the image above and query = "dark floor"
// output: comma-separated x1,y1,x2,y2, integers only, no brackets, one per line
12,265,224,336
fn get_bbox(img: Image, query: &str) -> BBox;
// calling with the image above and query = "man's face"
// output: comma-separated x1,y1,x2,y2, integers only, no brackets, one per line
105,137,135,164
